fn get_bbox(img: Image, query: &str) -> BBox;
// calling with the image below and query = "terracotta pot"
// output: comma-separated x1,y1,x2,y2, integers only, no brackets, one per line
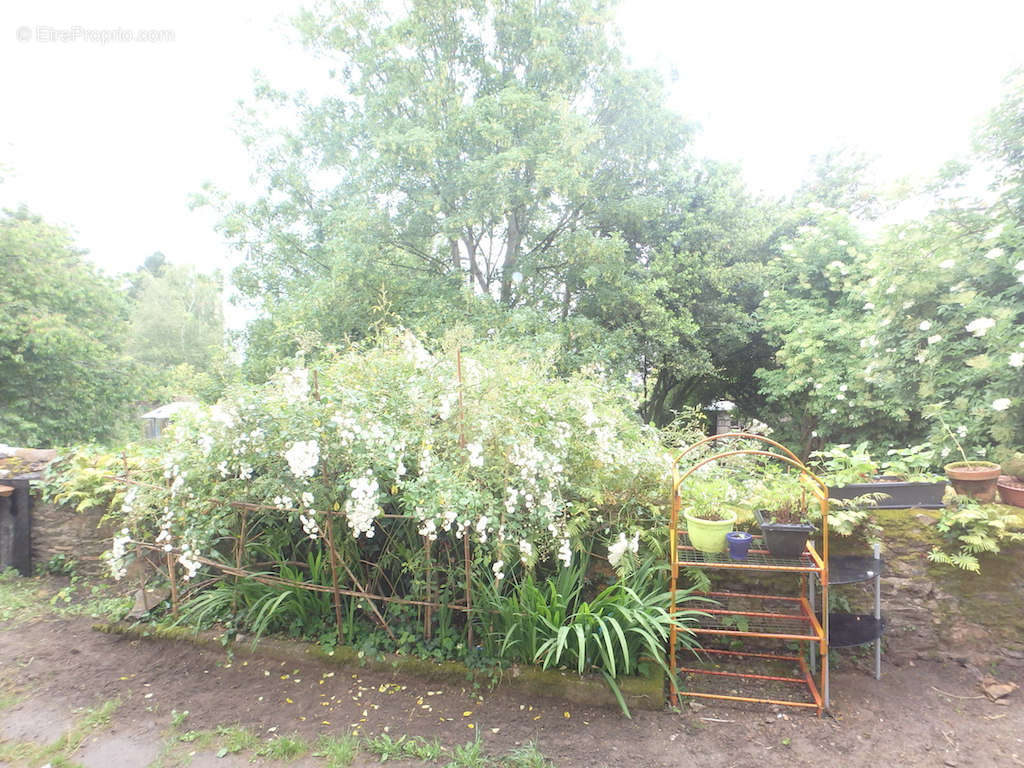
944,461,1001,503
997,475,1024,508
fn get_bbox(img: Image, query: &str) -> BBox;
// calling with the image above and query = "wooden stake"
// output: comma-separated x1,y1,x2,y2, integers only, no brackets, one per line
324,517,346,643
166,550,179,616
464,534,473,648
456,347,467,449
424,537,433,641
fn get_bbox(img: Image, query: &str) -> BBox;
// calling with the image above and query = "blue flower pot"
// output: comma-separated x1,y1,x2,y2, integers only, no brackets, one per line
726,531,753,560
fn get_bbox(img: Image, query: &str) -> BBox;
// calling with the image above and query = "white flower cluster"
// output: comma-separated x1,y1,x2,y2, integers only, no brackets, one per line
966,317,995,337
992,398,1012,412
519,539,533,563
273,495,293,509
467,442,484,467
438,392,459,420
178,542,201,580
211,405,235,429
1009,352,1024,369
284,440,320,479
155,506,174,552
344,472,381,537
607,531,640,569
492,559,505,581
400,332,434,369
108,528,131,580
280,367,310,403
299,492,320,540
557,538,573,568
121,486,138,515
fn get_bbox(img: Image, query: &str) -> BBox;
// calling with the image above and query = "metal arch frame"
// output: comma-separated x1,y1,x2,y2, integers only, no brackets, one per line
668,433,830,715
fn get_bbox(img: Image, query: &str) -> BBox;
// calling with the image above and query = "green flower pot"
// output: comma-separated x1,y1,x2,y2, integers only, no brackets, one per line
684,509,737,553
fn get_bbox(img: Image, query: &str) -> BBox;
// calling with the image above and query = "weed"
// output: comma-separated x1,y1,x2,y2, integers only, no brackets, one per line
500,742,554,768
312,733,360,767
255,733,307,759
445,734,492,768
170,709,190,729
214,724,258,755
363,732,409,761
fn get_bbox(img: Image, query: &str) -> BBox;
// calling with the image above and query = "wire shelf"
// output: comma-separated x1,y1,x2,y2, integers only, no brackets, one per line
674,648,822,710
690,592,825,642
674,532,824,574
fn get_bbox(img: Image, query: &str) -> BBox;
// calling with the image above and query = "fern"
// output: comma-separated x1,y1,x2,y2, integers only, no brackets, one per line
929,498,1024,571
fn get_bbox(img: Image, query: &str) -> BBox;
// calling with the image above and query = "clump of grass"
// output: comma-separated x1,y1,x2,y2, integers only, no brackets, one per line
214,724,258,755
500,742,555,768
312,733,360,767
255,733,307,760
445,734,492,768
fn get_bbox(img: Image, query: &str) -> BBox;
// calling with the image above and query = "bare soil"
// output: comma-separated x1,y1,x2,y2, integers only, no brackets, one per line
1,610,1023,767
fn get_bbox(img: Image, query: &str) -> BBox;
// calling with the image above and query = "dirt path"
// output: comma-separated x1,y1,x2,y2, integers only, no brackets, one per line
1,611,1022,767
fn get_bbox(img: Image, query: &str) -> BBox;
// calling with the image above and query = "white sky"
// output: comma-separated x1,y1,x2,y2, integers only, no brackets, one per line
2,0,1023,281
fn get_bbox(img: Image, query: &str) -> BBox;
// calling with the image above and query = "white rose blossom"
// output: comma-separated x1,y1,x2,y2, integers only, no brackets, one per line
284,440,320,479
607,531,641,569
965,317,995,337
992,398,1012,412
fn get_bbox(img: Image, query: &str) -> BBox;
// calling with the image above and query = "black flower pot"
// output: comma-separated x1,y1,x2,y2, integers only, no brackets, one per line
754,509,815,559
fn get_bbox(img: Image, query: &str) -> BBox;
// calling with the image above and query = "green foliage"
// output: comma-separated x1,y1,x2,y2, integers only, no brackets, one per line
810,442,877,485
312,733,360,768
126,263,234,404
255,734,307,760
476,557,704,718
1001,452,1024,479
200,0,774,420
826,494,885,542
0,207,137,446
928,496,1024,572
41,444,146,514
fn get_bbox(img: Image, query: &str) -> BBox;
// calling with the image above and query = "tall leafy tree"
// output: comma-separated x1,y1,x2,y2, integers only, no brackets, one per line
0,207,136,446
204,0,772,420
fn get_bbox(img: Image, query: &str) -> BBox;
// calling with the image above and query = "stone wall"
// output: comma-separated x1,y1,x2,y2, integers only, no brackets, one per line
695,507,1024,666
26,492,1024,664
30,494,114,576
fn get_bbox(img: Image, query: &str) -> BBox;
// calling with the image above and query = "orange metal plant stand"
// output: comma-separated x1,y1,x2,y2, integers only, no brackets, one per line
668,433,830,715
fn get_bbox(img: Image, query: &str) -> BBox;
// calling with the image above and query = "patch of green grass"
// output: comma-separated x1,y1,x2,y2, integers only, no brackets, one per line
255,733,307,760
0,696,120,768
445,734,492,768
312,733,360,767
0,691,23,713
499,743,555,768
0,569,52,623
214,725,258,755
364,732,409,761
406,737,445,761
177,729,216,749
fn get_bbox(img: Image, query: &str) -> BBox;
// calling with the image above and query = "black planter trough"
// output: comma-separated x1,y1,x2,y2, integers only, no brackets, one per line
827,476,946,510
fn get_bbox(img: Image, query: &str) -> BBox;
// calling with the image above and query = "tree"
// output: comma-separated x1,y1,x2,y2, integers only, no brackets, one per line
203,0,773,421
0,207,136,446
126,261,232,403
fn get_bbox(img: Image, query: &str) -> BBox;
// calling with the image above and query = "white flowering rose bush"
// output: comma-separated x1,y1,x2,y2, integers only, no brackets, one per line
104,330,672,655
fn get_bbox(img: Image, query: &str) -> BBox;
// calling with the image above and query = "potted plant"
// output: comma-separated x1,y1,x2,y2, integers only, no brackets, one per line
681,477,738,554
929,409,1001,503
997,452,1024,508
725,531,753,560
816,443,947,510
751,476,817,558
